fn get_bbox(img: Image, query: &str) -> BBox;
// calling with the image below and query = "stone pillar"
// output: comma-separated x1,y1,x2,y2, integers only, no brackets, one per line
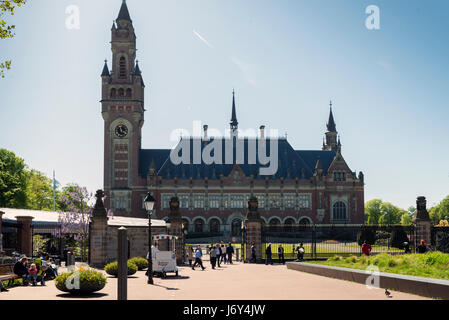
245,196,262,263
89,190,109,268
168,196,184,264
16,216,34,256
413,196,432,249
0,211,4,252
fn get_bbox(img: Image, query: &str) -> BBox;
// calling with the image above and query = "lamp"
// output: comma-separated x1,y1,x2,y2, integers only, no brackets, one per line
144,192,156,284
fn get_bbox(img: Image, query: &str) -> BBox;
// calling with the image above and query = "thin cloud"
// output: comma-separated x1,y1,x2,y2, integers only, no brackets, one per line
193,30,214,48
231,56,257,87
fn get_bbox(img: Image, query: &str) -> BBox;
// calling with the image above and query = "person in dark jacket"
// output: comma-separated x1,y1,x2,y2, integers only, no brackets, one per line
417,240,427,253
265,244,273,265
278,244,285,264
226,243,234,264
13,257,29,285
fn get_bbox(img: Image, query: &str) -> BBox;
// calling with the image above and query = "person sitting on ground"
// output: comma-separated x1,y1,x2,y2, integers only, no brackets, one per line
417,240,427,253
28,263,38,286
361,241,372,256
13,257,29,285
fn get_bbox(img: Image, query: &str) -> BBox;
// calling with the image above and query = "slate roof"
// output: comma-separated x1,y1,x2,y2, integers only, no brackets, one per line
138,138,337,180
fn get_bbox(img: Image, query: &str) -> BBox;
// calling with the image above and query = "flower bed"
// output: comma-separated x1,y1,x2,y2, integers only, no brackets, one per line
55,267,107,294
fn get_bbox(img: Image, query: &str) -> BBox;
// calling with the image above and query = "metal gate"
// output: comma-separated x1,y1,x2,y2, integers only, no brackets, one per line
431,226,449,253
261,224,415,260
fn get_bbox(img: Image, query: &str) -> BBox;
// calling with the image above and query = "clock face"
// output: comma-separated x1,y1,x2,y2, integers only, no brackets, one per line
115,124,128,138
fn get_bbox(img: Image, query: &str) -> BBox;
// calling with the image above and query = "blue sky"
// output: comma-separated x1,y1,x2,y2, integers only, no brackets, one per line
0,0,448,210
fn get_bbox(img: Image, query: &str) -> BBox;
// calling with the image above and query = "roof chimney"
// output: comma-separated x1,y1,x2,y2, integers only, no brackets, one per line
259,125,265,140
203,125,209,141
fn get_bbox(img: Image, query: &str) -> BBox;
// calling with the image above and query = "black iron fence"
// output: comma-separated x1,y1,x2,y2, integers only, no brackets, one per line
261,224,415,260
431,226,449,253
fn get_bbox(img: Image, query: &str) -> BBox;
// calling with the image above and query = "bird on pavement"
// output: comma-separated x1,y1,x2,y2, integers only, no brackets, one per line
385,288,392,298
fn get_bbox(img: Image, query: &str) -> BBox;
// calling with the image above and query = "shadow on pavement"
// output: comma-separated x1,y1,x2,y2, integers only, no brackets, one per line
56,292,109,299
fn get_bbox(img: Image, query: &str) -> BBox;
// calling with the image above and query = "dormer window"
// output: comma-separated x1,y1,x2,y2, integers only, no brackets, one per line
333,172,346,182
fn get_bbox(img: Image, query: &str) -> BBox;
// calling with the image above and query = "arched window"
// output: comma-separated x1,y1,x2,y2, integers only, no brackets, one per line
194,219,204,233
118,88,124,97
333,202,347,221
269,218,281,232
110,88,116,98
126,88,132,98
298,217,311,226
284,218,295,232
119,56,127,79
231,219,242,237
209,219,220,234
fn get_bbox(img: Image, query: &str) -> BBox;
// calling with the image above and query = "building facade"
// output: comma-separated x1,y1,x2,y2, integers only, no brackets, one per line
101,1,365,237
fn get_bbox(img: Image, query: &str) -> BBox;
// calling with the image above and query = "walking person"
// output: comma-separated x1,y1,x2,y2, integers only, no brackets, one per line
296,243,305,261
226,243,234,264
251,243,256,263
265,244,273,265
278,244,285,264
221,244,227,264
187,246,194,267
209,245,217,269
192,246,206,270
215,244,222,267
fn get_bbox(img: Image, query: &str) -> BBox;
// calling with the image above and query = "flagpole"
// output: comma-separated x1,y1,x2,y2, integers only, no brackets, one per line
53,170,56,212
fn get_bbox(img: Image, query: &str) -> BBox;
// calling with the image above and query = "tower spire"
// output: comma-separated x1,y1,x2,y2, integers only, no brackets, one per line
117,0,132,22
230,89,238,132
326,101,337,133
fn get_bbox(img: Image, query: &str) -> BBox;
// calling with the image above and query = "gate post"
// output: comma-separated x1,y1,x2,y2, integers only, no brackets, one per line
16,216,34,256
0,211,4,253
89,190,109,268
168,196,184,265
245,196,262,263
413,196,432,249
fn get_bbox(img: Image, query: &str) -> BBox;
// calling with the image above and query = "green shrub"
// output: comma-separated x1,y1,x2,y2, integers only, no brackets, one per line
344,256,358,263
128,257,148,270
104,261,138,277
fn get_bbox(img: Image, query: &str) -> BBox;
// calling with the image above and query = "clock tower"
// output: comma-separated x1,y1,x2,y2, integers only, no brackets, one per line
101,0,145,215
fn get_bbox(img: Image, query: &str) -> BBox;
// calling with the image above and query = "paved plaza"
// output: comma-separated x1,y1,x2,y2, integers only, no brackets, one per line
0,262,428,300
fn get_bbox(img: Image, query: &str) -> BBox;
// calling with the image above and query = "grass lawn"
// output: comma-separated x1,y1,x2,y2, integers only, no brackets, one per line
308,251,449,280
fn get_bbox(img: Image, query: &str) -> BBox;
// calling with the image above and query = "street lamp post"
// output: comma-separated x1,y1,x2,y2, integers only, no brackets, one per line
144,192,156,285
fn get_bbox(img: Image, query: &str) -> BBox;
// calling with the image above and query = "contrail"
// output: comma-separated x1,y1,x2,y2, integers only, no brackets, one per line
193,30,214,48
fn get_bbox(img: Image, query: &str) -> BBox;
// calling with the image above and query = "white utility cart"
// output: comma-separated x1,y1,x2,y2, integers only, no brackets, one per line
151,234,179,278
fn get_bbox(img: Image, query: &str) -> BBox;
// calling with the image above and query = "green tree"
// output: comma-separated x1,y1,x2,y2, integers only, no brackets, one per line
25,169,58,211
365,199,383,224
0,148,27,207
0,0,27,77
429,195,449,225
378,202,403,225
400,212,413,225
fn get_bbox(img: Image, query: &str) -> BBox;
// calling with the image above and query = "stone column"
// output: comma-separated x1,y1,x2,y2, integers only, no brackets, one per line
168,196,184,264
16,216,34,256
0,211,4,252
413,196,432,249
245,196,262,263
89,190,109,268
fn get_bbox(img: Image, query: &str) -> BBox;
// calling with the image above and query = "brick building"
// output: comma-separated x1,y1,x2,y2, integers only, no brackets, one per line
101,1,365,238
